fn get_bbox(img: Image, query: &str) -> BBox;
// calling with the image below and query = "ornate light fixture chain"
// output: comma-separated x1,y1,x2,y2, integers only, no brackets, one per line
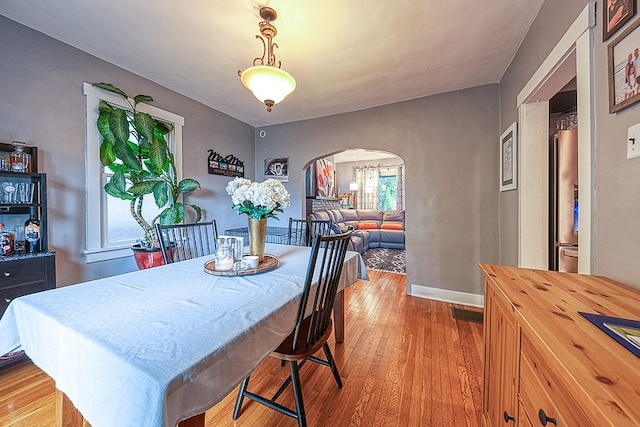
238,7,296,112
251,18,282,68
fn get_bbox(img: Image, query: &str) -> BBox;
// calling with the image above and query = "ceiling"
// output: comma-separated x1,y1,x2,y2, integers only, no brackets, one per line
333,149,398,163
0,1,545,128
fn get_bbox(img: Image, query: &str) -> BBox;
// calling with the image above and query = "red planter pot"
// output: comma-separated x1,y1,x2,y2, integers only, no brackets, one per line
131,244,166,270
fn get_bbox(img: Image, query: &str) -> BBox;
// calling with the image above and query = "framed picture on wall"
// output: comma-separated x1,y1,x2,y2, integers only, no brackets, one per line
316,158,335,197
608,17,640,113
603,0,636,41
264,157,289,181
500,122,517,192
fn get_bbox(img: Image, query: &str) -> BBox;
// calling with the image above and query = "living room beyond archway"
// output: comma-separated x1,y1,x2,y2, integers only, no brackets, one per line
303,149,406,275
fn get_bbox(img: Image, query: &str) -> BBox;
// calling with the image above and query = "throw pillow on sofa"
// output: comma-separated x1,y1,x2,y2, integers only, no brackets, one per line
356,222,378,230
381,223,403,230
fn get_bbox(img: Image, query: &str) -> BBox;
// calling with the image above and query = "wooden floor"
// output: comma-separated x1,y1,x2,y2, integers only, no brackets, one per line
0,270,484,426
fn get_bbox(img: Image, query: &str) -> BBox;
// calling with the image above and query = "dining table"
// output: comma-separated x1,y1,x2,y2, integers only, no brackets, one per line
0,243,368,427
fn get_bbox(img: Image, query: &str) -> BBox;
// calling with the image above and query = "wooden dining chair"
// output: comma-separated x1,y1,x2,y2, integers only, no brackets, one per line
287,218,331,246
155,220,218,264
233,230,353,427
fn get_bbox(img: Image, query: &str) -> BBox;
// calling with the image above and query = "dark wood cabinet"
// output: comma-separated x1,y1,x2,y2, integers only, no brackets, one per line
0,142,55,368
0,253,56,368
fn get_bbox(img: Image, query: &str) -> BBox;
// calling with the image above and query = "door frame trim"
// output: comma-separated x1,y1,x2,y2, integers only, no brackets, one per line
516,3,595,273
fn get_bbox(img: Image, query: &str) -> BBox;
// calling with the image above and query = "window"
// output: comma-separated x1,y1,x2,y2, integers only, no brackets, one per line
82,82,184,263
378,169,397,212
355,165,405,211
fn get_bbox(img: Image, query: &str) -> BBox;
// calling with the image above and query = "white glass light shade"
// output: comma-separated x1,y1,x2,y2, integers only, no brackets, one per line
240,65,296,106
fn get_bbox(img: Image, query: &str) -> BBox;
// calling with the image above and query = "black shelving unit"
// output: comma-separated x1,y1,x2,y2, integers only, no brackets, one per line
0,142,55,369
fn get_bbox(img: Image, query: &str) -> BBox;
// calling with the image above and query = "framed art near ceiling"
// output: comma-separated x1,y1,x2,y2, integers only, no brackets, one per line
500,122,517,192
608,17,640,113
264,157,289,181
603,0,636,41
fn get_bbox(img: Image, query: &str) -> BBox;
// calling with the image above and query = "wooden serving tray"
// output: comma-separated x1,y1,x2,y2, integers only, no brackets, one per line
203,254,278,276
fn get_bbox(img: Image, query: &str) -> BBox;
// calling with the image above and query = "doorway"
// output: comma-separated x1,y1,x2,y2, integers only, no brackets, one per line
303,149,405,216
517,3,595,274
303,149,407,276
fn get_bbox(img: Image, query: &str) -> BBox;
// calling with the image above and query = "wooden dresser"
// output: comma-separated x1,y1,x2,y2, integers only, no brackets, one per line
479,264,640,427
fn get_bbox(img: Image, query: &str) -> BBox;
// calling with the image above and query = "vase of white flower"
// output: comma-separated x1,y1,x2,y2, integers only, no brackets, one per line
247,217,268,261
226,177,291,261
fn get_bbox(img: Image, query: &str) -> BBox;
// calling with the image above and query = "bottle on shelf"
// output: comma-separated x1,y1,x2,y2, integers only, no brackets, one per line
0,223,16,256
9,141,31,173
24,206,40,253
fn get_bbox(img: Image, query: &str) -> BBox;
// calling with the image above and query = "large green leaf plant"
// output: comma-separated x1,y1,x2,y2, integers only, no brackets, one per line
93,82,201,248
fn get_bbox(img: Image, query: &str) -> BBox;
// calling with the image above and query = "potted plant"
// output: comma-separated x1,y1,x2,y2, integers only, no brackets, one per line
93,82,202,268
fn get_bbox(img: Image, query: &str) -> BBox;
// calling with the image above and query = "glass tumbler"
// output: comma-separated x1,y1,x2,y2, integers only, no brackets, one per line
1,182,17,204
13,225,25,252
16,182,33,204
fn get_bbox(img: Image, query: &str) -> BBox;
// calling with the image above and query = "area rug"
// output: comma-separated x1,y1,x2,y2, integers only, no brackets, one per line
362,248,406,274
451,307,484,324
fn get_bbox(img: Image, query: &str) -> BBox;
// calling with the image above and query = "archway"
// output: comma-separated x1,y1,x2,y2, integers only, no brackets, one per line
303,148,407,275
302,148,405,215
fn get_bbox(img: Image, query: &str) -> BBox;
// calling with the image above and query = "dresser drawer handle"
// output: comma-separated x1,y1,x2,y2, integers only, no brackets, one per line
3,271,9,277
503,411,515,423
538,408,558,426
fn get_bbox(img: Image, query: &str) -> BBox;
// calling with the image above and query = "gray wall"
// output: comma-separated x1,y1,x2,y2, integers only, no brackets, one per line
593,5,640,286
256,85,500,296
499,0,640,288
0,16,254,286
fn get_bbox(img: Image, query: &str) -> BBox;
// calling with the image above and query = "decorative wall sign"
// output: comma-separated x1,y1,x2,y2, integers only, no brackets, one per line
264,157,289,181
208,150,244,177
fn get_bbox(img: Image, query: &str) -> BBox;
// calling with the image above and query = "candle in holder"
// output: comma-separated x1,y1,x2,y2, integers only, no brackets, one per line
215,243,234,270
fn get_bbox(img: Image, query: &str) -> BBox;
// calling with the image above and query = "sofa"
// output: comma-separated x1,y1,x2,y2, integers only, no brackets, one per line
308,209,405,254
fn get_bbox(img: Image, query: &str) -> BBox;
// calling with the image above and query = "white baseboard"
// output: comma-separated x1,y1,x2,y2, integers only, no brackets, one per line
409,283,484,308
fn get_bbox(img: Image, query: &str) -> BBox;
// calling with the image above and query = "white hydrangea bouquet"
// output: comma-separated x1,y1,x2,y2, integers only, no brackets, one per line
226,177,291,220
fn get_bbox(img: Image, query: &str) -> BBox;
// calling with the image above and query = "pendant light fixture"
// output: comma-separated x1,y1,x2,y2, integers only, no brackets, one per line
238,7,296,112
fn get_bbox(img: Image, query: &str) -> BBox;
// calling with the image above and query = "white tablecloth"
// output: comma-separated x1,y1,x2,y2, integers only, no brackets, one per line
0,244,367,427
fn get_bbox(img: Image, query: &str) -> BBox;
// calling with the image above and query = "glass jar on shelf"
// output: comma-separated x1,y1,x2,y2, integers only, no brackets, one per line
9,141,31,173
0,223,16,256
25,206,41,253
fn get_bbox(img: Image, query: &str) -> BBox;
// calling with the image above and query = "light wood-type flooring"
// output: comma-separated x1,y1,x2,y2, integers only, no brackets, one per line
0,270,483,426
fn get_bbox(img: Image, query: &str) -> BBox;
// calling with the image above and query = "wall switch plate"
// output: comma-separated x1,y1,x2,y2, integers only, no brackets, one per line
628,123,640,159
627,123,640,159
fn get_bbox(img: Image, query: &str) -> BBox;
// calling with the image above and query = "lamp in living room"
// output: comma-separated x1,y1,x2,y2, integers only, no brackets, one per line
238,7,296,112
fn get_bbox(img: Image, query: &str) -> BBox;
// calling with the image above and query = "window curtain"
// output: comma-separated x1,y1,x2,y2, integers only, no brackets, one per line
355,167,379,210
354,165,405,210
397,165,405,210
